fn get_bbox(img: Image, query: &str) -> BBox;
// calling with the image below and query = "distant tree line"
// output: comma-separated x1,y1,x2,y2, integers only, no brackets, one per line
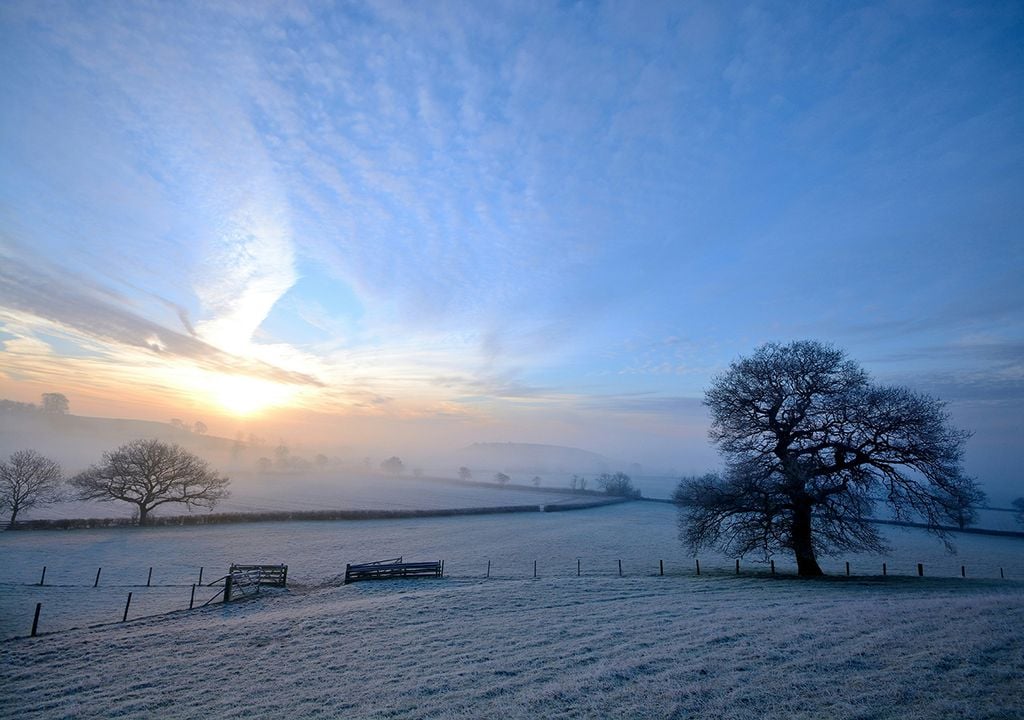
0,392,70,416
450,467,641,498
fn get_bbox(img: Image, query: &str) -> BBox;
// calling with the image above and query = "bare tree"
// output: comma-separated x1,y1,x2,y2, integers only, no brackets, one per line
494,472,510,487
0,450,63,526
274,442,290,469
41,392,69,414
675,341,980,577
458,466,472,481
942,485,987,530
532,475,542,487
380,456,404,474
70,439,230,526
193,420,208,435
1013,498,1024,526
597,472,641,498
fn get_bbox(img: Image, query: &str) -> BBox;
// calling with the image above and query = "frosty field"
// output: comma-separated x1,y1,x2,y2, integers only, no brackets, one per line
15,470,592,523
2,502,1022,719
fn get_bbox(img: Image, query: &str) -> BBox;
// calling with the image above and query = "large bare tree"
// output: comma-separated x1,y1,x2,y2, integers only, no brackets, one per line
675,340,980,577
0,450,64,526
70,439,230,526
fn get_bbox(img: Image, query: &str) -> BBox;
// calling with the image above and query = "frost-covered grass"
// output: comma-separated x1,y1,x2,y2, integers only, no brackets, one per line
2,502,1023,639
1,503,1022,719
2,574,1022,719
16,470,587,522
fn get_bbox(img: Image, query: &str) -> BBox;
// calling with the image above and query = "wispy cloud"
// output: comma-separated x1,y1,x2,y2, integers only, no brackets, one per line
0,249,321,387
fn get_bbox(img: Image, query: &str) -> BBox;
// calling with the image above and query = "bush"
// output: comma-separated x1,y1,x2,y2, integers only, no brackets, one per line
596,472,641,498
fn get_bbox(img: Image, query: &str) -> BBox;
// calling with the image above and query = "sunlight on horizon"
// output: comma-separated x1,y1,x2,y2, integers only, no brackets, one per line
187,371,302,418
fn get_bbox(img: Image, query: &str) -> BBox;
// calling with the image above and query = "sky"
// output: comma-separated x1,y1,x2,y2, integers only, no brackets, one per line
0,1,1022,491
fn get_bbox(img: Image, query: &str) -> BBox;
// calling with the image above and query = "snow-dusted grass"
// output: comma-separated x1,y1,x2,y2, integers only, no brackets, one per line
2,503,1023,639
1,503,1022,719
2,573,1022,719
17,470,586,522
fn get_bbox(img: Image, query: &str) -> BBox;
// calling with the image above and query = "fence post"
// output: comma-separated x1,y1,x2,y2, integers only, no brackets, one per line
189,584,196,610
122,592,133,622
577,559,581,577
440,560,444,578
770,560,775,576
94,568,102,587
917,563,924,577
31,603,41,637
659,559,664,576
735,559,740,575
224,575,233,603
486,560,490,578
39,566,46,586
533,560,537,579
618,559,623,577
845,562,850,577
147,567,153,587
961,565,966,578
883,562,887,577
695,558,701,576
198,567,204,586
282,565,287,587
1000,568,1004,579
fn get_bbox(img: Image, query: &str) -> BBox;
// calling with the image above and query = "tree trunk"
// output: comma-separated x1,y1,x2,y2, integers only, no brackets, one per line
8,507,17,526
791,505,823,577
137,506,149,526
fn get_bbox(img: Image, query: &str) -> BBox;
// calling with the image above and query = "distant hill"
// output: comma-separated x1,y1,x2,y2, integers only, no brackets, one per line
456,442,613,474
0,403,239,471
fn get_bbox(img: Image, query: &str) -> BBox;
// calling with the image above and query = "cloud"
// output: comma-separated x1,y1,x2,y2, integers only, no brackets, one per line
0,250,322,388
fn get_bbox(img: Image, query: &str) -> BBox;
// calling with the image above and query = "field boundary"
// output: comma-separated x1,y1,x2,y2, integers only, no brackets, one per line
5,497,630,531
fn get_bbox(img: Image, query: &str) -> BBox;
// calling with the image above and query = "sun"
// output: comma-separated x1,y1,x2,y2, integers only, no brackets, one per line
207,374,298,417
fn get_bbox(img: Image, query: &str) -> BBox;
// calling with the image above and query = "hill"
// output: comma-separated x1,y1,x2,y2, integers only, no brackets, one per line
0,403,239,471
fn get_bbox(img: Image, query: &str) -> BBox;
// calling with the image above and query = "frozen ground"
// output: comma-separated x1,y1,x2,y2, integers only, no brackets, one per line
16,470,588,523
2,504,1022,719
1,568,1022,718
2,502,1023,635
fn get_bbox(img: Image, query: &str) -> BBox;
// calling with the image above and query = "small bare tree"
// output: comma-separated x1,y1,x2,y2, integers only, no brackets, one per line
380,456,404,475
70,439,230,526
41,392,69,414
494,472,510,487
942,485,987,530
0,450,64,526
1013,498,1024,526
458,466,472,481
597,472,641,498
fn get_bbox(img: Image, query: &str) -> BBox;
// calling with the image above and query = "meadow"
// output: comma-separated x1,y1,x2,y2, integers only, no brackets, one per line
1,502,1022,718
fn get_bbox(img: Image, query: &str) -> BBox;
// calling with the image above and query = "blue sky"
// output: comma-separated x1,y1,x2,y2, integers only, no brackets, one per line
0,1,1021,492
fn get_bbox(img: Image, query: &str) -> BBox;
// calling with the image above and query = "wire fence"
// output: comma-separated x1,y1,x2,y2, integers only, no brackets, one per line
4,554,1016,640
